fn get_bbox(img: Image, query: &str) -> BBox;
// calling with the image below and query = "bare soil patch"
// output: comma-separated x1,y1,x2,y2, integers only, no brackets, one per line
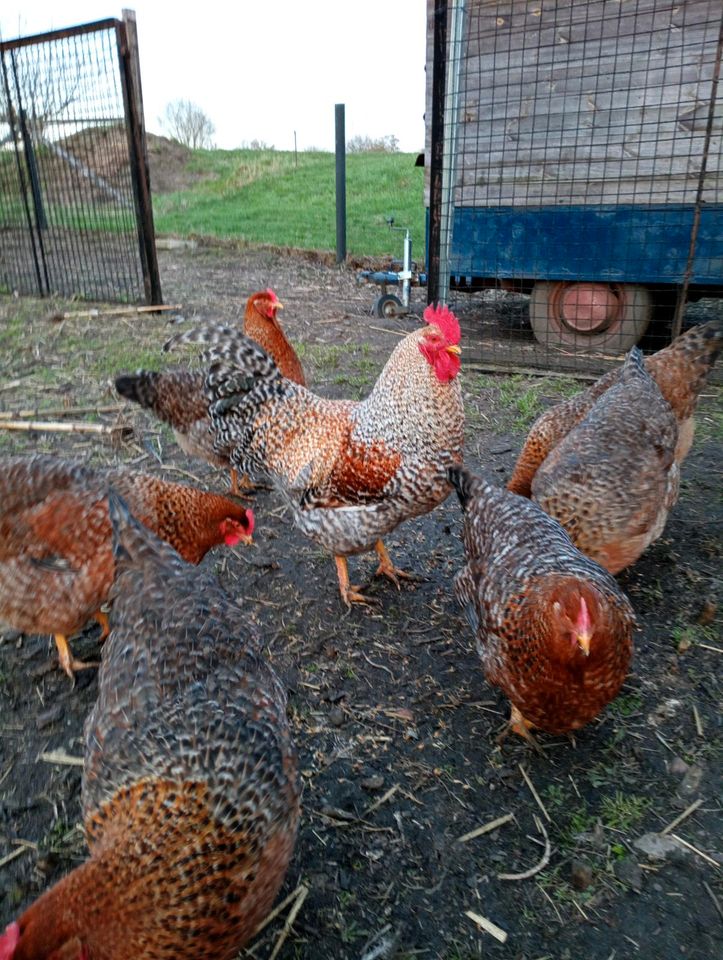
0,245,721,960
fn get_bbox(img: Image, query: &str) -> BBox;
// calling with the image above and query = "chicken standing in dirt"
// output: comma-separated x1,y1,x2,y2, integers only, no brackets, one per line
508,317,723,498
0,455,254,679
0,492,300,960
508,347,680,573
165,303,464,606
448,465,635,741
115,288,305,493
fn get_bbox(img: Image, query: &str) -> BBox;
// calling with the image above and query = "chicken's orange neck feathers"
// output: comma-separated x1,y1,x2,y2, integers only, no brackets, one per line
7,859,100,959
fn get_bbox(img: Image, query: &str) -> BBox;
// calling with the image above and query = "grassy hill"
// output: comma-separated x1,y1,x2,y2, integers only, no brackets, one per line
151,147,426,259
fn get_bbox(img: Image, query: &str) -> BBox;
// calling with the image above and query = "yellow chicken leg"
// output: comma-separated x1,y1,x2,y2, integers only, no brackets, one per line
54,634,99,682
497,703,545,756
230,468,256,500
334,556,374,608
373,540,416,587
94,610,111,641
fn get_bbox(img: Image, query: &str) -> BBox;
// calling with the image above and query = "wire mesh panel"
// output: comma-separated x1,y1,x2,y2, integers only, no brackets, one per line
0,18,160,303
426,0,723,373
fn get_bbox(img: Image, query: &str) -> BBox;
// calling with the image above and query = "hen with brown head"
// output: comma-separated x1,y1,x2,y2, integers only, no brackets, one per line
448,465,635,741
0,492,298,960
0,455,253,679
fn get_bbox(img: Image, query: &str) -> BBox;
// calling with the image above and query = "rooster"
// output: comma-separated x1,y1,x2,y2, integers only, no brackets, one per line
507,348,679,574
508,317,723,498
0,455,253,679
115,288,305,493
165,304,464,606
0,491,299,960
448,465,635,742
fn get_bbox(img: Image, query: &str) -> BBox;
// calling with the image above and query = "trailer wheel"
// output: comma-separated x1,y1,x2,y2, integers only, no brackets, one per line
529,282,651,354
373,294,404,319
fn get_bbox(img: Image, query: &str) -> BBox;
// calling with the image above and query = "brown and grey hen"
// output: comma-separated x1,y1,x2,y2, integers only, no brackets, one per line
510,347,680,573
448,465,635,741
0,491,300,960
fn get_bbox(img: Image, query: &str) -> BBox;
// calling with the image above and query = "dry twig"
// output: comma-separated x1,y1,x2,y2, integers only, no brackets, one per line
464,910,508,944
0,419,130,437
660,798,703,836
457,812,515,844
498,815,551,881
38,749,84,766
268,883,309,960
519,764,551,822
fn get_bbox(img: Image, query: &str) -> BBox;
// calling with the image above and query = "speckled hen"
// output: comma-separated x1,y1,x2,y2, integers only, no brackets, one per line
512,348,679,573
0,492,299,960
164,304,464,605
115,288,305,493
448,465,635,740
508,317,723,498
0,455,253,679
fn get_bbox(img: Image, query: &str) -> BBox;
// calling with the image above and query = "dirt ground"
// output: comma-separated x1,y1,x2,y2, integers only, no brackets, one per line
0,244,721,960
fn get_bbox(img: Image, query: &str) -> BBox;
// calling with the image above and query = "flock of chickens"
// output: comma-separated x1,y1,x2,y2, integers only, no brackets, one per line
0,287,720,959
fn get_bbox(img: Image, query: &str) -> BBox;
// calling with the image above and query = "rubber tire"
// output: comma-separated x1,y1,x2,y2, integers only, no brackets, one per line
529,282,652,354
373,294,404,319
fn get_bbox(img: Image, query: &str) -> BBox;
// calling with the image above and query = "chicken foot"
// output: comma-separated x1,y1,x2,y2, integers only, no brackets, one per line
334,556,377,608
373,540,418,588
54,634,99,682
497,703,545,757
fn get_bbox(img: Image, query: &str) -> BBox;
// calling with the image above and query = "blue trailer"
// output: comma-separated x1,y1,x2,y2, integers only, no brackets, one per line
426,0,723,354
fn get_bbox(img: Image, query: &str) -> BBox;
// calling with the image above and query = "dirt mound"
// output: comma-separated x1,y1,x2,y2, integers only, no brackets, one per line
45,126,206,200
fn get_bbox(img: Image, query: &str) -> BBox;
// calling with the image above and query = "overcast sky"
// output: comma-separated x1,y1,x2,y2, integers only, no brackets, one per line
0,1,428,152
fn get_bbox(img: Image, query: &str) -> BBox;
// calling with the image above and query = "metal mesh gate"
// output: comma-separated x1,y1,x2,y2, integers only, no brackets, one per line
0,14,161,304
426,0,723,373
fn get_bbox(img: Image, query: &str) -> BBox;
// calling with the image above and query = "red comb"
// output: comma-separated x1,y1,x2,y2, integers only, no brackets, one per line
265,288,278,303
423,303,460,345
0,922,20,960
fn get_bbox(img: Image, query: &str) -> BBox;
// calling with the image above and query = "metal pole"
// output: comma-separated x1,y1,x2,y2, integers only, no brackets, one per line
427,1,448,305
438,1,465,306
335,103,346,263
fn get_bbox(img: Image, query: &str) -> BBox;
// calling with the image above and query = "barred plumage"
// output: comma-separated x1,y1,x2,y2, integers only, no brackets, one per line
0,493,299,960
166,306,465,604
521,347,679,573
509,318,723,498
449,466,635,737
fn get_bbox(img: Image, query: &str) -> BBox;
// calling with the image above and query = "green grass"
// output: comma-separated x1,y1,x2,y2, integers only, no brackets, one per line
152,148,425,257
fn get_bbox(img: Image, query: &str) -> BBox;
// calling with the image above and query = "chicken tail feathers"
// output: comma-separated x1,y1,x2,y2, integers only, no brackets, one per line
447,464,479,510
621,345,646,380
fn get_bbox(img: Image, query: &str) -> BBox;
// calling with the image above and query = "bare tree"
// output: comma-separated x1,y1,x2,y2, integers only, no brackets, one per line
161,99,215,149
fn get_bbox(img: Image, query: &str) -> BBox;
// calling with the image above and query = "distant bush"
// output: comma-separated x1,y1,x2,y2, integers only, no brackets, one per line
161,99,215,149
346,134,400,154
239,139,275,151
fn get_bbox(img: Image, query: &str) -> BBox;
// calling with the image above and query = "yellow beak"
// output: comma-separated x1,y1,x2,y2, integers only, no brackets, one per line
274,300,284,311
446,344,462,356
576,631,591,656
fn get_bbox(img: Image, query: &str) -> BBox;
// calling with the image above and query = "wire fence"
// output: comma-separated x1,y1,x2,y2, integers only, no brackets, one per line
0,15,160,304
426,0,723,374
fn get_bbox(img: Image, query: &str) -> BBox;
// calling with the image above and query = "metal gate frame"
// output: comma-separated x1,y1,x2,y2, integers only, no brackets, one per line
0,12,161,304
